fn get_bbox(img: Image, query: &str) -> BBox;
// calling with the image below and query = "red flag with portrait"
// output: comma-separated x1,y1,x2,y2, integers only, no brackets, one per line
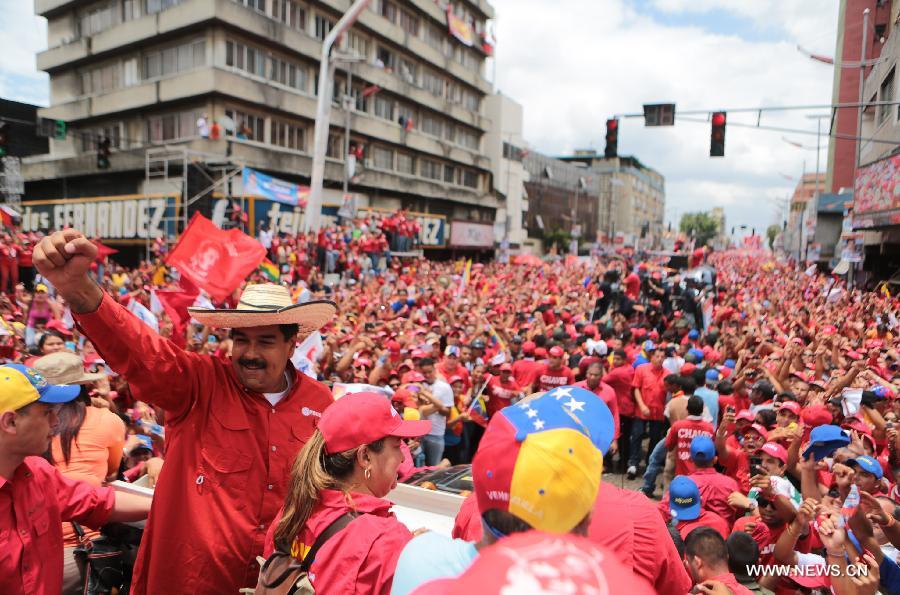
165,213,266,302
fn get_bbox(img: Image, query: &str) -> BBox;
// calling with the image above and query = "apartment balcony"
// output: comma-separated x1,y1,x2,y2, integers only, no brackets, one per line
34,0,80,17
37,38,91,72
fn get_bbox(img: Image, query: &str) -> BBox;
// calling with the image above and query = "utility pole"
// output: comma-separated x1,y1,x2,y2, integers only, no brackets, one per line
305,0,372,232
856,8,870,170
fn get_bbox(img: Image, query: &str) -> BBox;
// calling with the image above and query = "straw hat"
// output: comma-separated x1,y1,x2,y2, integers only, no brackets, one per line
188,284,336,332
33,352,105,386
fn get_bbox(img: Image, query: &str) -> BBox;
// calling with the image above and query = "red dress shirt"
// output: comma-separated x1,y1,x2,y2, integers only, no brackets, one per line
75,294,334,594
0,457,114,595
676,509,730,540
604,363,636,418
632,363,667,420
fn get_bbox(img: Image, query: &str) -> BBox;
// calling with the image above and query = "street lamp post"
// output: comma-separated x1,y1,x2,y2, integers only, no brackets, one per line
304,0,373,233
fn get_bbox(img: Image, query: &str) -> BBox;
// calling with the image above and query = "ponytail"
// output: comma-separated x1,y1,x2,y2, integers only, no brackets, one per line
274,431,386,553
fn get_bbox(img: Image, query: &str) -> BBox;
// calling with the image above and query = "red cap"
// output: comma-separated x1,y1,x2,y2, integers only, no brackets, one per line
745,424,769,440
778,401,801,417
801,404,832,427
317,392,431,455
447,374,465,385
761,442,788,463
413,531,655,595
534,347,548,358
680,363,697,376
521,341,536,354
499,363,513,372
386,340,401,352
401,371,425,383
736,410,755,422
45,319,74,337
549,346,565,357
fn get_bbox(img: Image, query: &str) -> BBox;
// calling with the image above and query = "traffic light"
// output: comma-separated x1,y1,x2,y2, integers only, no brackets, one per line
604,118,618,158
54,119,67,141
710,111,726,157
0,121,8,158
97,136,111,169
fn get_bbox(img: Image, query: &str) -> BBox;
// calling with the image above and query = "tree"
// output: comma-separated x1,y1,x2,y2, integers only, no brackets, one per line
679,211,719,247
766,224,780,251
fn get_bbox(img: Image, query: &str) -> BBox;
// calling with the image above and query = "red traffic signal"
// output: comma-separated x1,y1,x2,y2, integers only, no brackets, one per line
710,111,726,157
604,118,619,158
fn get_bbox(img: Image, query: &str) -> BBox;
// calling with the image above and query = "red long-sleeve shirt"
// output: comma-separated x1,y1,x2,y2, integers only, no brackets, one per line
604,363,636,418
0,457,114,595
574,380,620,439
658,467,741,527
75,294,334,594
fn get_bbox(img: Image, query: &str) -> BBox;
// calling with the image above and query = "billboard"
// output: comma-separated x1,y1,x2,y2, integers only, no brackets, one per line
449,220,494,248
242,168,309,207
853,153,900,229
19,195,179,241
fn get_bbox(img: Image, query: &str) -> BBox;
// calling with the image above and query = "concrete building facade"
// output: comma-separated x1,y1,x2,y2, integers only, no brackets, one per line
482,93,528,249
24,0,498,251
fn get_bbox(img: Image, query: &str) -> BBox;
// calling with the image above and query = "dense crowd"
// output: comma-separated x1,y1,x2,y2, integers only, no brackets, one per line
2,217,900,595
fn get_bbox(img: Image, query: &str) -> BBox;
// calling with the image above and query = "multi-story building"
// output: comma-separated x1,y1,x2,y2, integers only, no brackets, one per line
784,172,825,261
482,92,527,250
825,0,898,194
23,0,497,254
522,152,599,255
558,152,665,249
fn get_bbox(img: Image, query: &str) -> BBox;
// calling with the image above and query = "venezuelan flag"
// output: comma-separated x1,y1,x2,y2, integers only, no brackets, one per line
258,258,280,282
457,259,472,297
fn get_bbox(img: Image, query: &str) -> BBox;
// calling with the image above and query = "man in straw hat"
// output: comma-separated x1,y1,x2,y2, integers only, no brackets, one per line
33,229,337,594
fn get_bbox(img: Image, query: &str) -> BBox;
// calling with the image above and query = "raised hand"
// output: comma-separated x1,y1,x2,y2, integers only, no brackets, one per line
32,229,103,313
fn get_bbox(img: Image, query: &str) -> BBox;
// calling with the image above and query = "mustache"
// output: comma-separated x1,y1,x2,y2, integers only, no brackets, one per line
239,359,267,368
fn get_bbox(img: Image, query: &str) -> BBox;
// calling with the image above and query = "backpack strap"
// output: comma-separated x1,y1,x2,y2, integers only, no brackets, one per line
298,511,359,573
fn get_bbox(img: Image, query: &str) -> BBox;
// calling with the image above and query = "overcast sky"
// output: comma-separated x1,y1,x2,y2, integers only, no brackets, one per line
1,0,839,235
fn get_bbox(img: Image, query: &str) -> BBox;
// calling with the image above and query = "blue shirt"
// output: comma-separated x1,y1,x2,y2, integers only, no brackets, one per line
390,531,479,595
694,387,720,429
881,556,900,593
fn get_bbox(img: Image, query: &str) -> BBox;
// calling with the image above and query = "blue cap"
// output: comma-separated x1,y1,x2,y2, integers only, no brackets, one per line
724,359,736,369
0,364,80,410
688,329,700,339
705,369,720,382
849,455,884,480
688,348,705,362
669,475,701,521
133,434,153,453
690,436,716,463
802,425,851,461
643,340,657,352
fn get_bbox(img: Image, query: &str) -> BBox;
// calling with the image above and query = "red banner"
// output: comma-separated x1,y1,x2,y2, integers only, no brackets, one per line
165,213,266,302
154,281,199,348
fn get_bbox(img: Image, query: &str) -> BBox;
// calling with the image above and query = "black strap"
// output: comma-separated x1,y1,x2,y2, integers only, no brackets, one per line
299,511,358,572
71,522,86,538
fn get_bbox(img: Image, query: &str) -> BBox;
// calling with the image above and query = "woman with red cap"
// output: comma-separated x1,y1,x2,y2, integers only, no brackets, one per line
266,392,431,594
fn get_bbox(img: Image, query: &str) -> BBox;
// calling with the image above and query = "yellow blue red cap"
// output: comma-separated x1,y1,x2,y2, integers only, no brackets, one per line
0,364,81,412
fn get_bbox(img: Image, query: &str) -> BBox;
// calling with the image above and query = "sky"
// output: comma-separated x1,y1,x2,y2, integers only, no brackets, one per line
1,0,840,235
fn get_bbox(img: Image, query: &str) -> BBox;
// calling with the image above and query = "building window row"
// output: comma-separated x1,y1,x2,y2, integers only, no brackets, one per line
361,91,481,152
146,109,204,143
144,40,206,80
78,39,203,96
76,0,185,39
225,39,310,92
80,123,123,151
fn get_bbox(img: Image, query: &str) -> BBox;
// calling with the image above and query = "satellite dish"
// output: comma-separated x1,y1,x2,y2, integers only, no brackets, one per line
219,115,235,133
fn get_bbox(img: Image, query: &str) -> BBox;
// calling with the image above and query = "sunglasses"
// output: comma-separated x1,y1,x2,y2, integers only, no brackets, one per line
827,488,841,499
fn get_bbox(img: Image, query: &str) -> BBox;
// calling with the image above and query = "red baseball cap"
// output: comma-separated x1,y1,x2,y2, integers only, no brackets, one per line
778,401,801,417
680,363,697,376
401,371,425,383
761,442,788,463
745,424,769,440
317,392,431,455
447,374,465,385
548,346,565,357
534,347,548,358
414,531,654,595
735,410,755,423
521,341,536,354
801,404,832,427
499,363,513,372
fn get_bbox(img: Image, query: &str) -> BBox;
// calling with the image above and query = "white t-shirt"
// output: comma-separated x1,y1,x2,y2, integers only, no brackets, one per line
197,117,209,137
263,372,293,407
426,380,454,436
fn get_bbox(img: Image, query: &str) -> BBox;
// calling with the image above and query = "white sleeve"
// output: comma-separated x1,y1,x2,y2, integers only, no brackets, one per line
794,551,826,568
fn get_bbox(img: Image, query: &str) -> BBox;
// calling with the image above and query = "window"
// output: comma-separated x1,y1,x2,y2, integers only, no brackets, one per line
349,86,367,111
78,1,120,38
225,109,265,142
397,104,416,128
123,58,139,87
422,22,443,52
443,124,456,143
315,15,334,40
421,114,442,138
458,128,479,150
398,57,417,84
422,70,444,97
373,146,394,170
233,0,265,12
461,169,479,189
503,141,524,161
81,123,122,152
374,95,394,120
123,0,142,20
146,110,201,143
397,152,415,175
326,133,344,158
273,0,306,31
146,0,185,14
346,31,368,59
80,62,120,94
272,120,305,150
375,46,395,71
462,89,480,112
443,164,456,183
143,40,205,80
447,82,462,105
380,0,397,23
880,68,895,125
421,159,442,180
398,9,419,36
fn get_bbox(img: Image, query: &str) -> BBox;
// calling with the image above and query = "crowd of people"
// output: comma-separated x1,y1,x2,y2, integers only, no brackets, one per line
1,217,900,594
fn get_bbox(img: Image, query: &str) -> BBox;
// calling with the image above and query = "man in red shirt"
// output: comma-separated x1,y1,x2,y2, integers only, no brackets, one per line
658,436,741,527
669,476,730,540
532,345,576,392
438,345,471,390
512,340,542,389
604,349,635,471
0,364,150,595
684,528,753,594
665,395,714,476
716,409,767,494
33,230,336,594
628,347,667,479
484,363,522,417
575,362,620,450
